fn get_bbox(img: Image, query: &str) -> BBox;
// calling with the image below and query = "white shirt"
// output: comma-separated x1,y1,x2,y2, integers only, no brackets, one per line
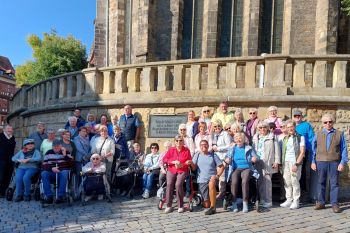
285,135,305,162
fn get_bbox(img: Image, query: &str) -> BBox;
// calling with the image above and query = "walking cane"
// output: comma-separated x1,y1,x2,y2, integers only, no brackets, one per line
55,163,58,201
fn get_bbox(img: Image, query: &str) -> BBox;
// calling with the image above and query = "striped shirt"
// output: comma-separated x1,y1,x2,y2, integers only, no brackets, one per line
42,149,74,171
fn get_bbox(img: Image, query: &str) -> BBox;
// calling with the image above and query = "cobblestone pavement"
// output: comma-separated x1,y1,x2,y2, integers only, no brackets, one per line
1,196,350,233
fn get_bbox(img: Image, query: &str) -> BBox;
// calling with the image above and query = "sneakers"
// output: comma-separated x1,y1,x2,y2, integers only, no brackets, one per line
242,201,249,213
290,201,299,210
205,207,216,215
280,199,293,208
332,204,341,213
98,195,104,201
314,202,325,210
24,195,31,202
14,196,23,202
262,202,272,208
231,202,238,213
142,190,150,199
84,195,93,202
178,207,185,213
164,207,173,214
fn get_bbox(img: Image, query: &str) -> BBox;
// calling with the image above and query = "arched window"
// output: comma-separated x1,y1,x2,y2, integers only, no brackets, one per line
181,0,204,59
124,0,132,64
219,0,244,57
259,0,284,54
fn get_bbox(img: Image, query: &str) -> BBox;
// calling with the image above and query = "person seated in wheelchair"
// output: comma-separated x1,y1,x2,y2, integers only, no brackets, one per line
12,139,42,202
82,153,108,202
142,143,160,199
41,139,74,204
188,139,225,215
225,133,259,213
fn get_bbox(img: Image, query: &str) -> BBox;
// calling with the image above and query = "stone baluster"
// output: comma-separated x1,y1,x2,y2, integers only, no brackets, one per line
207,64,219,89
264,59,287,87
226,63,237,88
67,75,74,98
76,73,84,96
333,61,347,88
103,71,115,94
127,68,141,92
36,86,40,106
40,83,46,105
115,70,127,93
173,65,185,91
293,60,306,88
157,66,170,91
141,67,156,92
83,68,103,95
313,61,327,87
46,81,51,104
190,65,201,90
59,77,66,99
52,79,59,100
245,62,257,88
27,89,32,107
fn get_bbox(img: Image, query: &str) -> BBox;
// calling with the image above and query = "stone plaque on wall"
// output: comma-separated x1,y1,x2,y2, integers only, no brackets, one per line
148,115,187,138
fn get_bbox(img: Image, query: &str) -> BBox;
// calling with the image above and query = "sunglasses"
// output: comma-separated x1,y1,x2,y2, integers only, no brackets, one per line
92,158,100,161
175,140,183,142
213,126,221,128
203,110,210,113
259,127,267,129
323,121,333,124
151,146,158,149
293,115,301,117
224,128,231,131
249,112,256,115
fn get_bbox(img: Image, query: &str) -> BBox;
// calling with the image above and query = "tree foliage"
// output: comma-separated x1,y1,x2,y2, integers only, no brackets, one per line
16,31,87,86
341,0,350,16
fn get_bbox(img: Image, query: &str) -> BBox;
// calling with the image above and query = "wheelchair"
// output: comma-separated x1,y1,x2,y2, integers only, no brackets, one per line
80,172,112,206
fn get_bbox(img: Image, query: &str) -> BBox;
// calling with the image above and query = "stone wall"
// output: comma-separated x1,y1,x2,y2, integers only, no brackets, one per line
9,104,350,197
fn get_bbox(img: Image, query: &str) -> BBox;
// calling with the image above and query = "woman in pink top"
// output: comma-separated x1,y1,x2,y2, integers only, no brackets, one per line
162,135,192,214
194,122,212,152
264,106,283,135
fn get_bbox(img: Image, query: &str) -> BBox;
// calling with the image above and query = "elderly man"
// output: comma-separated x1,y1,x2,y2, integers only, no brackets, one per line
211,101,234,127
0,125,16,197
65,109,86,129
65,116,79,138
189,139,224,215
41,139,74,204
29,122,47,151
118,105,141,151
312,114,348,213
292,109,316,202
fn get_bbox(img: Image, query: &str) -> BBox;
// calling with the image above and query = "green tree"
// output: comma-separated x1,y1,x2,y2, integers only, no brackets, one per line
16,31,87,86
341,0,350,15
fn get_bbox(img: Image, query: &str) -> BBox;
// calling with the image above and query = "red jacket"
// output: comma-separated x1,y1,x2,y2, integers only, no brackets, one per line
163,147,192,174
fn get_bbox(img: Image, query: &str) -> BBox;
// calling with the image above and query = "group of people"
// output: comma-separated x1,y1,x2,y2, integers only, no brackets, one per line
0,101,347,216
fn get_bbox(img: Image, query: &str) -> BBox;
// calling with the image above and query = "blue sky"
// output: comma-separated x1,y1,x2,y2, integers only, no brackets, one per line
0,0,96,67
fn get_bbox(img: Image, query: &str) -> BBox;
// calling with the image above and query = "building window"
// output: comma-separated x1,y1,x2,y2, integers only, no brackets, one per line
259,0,284,54
219,0,244,57
181,0,204,59
124,0,132,64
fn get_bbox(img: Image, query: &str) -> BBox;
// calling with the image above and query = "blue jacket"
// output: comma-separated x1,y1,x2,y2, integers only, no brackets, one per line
12,149,42,169
296,121,314,153
113,133,130,160
73,135,91,162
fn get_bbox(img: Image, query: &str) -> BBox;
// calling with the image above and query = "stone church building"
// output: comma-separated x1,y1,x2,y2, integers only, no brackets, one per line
90,0,350,67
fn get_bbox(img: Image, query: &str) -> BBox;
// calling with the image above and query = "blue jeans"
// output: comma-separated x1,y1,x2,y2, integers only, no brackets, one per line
15,168,39,197
317,161,339,205
41,170,70,199
143,172,154,192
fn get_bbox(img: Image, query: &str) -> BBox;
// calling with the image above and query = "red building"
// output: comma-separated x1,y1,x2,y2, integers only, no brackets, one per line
0,56,16,125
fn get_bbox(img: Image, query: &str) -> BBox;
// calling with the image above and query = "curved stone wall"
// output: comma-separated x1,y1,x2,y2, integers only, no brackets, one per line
8,54,350,197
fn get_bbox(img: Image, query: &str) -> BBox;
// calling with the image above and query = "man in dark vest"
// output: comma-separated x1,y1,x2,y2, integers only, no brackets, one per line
0,125,16,197
29,122,48,151
311,114,348,213
118,105,141,152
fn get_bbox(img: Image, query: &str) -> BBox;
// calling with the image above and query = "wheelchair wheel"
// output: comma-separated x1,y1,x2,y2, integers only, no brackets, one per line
192,194,202,206
6,187,14,201
34,187,41,201
223,198,229,210
189,202,194,212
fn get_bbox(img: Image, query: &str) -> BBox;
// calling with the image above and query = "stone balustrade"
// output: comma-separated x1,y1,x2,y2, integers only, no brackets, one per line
8,54,350,118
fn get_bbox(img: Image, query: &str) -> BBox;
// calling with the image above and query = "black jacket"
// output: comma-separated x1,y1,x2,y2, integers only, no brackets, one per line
0,133,16,161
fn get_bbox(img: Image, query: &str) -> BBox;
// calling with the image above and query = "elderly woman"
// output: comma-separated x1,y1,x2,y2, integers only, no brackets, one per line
211,119,232,199
186,110,199,140
82,153,107,201
194,122,212,153
112,125,129,160
90,125,115,183
225,133,258,213
142,143,160,199
162,135,192,213
229,123,249,146
65,116,79,138
178,123,195,156
99,114,114,137
73,126,91,172
12,139,41,202
252,121,281,208
198,106,212,133
264,106,283,135
245,108,260,144
234,109,246,132
60,130,77,159
40,129,56,157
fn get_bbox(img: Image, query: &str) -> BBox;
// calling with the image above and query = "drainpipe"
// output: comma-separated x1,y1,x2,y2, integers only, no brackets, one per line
105,0,109,67
259,53,267,88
